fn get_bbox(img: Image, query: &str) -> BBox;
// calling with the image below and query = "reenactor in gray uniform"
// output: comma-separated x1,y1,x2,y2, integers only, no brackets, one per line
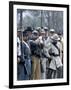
58,33,64,64
41,28,55,79
35,28,50,79
46,34,63,79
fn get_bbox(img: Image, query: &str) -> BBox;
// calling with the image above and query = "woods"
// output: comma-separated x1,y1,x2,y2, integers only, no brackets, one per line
17,9,63,34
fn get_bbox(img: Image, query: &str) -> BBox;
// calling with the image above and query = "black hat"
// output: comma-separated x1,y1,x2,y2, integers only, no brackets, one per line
23,31,27,37
25,27,33,32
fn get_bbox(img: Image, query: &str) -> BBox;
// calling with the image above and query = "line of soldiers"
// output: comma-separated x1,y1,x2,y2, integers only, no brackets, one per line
17,27,63,80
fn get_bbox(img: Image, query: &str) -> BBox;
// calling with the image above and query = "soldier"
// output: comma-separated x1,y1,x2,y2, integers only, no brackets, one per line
29,30,41,80
39,28,55,79
17,29,21,80
42,28,52,79
39,28,54,79
18,31,31,80
35,29,49,79
38,29,46,79
17,30,21,63
46,34,63,79
25,26,33,40
58,33,64,64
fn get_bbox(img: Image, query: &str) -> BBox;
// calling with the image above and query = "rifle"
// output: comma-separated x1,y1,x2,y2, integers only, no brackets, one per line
41,52,52,60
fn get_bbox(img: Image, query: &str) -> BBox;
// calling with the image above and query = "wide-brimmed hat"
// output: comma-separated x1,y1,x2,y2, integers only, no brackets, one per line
32,30,38,34
51,34,60,41
36,27,41,30
50,29,55,33
44,27,48,31
40,29,45,33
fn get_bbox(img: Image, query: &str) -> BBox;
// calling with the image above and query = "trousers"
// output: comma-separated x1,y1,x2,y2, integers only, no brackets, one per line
32,56,41,80
41,58,47,79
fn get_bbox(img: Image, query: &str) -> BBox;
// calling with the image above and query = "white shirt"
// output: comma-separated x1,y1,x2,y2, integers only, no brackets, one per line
17,37,21,56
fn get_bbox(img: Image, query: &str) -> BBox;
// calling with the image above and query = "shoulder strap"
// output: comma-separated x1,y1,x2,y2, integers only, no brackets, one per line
52,43,60,56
